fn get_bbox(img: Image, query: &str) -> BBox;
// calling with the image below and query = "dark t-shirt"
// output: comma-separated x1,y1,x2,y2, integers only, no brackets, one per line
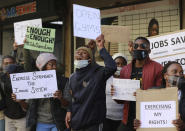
127,66,143,129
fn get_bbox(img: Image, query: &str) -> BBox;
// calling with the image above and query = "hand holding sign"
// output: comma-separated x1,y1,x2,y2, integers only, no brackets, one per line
112,78,140,101
53,90,62,100
13,41,24,51
172,115,185,131
11,93,21,103
10,70,58,99
136,88,178,131
134,119,141,130
13,42,19,51
96,34,105,50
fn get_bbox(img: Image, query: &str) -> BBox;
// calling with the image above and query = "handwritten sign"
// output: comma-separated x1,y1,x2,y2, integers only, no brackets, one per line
10,70,58,99
24,26,55,52
112,78,140,101
136,88,178,131
101,25,131,43
73,4,101,39
140,101,176,128
14,19,42,45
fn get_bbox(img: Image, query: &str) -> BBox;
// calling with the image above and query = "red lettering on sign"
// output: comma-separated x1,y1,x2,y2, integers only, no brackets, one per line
16,1,36,16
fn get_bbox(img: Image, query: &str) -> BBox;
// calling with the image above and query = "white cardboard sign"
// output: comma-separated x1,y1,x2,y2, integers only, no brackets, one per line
149,30,185,59
112,78,140,101
14,18,42,45
153,53,185,72
10,70,58,99
73,4,101,39
140,101,176,128
148,30,185,72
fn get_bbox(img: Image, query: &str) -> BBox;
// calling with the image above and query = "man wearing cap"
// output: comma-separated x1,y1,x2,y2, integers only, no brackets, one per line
65,34,116,131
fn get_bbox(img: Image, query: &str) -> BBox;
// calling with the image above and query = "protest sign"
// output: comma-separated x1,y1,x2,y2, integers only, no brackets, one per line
153,53,185,72
148,30,185,72
24,26,55,52
149,30,185,59
14,19,42,45
136,88,178,131
10,70,58,99
73,4,101,39
112,78,140,101
101,25,131,43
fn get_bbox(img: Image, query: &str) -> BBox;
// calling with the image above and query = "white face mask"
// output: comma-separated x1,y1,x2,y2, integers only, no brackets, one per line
114,67,122,76
74,60,89,69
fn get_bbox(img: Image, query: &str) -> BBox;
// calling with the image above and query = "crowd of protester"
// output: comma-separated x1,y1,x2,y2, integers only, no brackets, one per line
0,34,184,131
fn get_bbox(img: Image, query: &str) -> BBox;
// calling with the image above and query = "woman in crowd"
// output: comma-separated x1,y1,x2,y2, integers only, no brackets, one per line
103,53,127,131
25,53,69,131
134,61,185,131
12,41,70,131
148,18,159,37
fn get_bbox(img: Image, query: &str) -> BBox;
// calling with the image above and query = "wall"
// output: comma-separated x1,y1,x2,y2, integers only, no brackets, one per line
182,0,185,29
101,0,180,62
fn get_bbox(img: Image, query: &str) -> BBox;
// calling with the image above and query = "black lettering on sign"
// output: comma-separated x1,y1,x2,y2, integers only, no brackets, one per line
32,72,53,80
29,34,55,44
31,87,47,94
29,27,51,36
74,23,101,34
12,74,30,81
76,9,100,20
161,61,169,66
151,39,168,50
153,112,162,117
176,58,185,65
14,88,28,93
27,81,35,86
25,41,52,50
43,93,53,98
171,36,185,45
149,120,167,125
144,104,171,110
161,58,185,66
14,88,19,93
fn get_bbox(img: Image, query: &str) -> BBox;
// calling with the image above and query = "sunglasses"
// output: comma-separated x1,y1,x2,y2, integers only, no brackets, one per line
133,43,148,49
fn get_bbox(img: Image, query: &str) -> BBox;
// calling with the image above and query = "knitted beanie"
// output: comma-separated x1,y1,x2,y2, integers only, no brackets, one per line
112,53,128,62
76,46,93,60
36,53,57,71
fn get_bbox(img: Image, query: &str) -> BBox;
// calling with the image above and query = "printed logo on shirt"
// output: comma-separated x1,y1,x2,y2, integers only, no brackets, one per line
82,81,89,88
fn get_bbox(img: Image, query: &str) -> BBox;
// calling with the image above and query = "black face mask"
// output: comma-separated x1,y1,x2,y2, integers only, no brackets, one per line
133,50,148,60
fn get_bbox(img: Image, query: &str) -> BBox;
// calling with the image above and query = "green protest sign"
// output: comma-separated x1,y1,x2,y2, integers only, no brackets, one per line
24,26,55,52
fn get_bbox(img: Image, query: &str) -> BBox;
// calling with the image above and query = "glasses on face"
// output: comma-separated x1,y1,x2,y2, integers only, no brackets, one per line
133,43,148,50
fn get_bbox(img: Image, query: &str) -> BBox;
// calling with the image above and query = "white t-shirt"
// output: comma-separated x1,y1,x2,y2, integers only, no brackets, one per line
105,76,124,120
